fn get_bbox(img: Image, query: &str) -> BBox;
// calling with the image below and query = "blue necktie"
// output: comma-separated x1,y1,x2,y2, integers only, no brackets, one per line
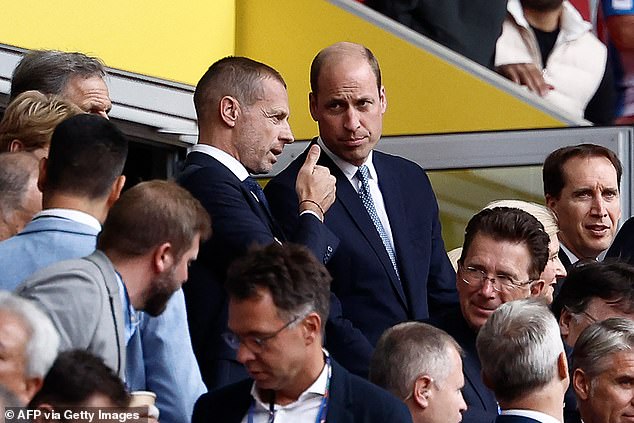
356,165,400,278
244,177,270,212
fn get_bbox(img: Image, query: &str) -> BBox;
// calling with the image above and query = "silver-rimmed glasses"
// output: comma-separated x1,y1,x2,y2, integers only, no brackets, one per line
459,263,533,293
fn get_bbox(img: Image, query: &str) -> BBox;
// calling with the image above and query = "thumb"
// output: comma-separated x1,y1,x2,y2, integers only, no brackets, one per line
302,144,321,171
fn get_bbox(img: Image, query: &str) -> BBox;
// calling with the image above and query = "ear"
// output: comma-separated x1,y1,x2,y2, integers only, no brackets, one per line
557,351,569,381
9,139,24,152
106,175,126,208
559,308,572,340
309,92,318,122
24,376,43,403
152,242,173,274
302,312,322,345
529,279,546,298
34,404,56,423
573,368,591,401
413,375,433,409
545,194,558,212
379,86,387,114
37,157,48,192
219,96,240,128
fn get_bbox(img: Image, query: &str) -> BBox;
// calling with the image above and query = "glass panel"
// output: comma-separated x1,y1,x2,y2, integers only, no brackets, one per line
428,165,544,250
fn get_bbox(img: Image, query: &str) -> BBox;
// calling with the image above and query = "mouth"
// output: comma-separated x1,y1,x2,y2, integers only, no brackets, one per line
585,224,610,236
341,136,367,147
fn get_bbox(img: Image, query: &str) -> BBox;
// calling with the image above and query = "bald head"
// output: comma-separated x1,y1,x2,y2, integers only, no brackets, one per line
310,42,382,95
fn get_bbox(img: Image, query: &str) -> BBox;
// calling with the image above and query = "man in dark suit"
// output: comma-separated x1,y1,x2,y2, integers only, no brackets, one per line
179,56,338,389
193,243,412,423
543,144,622,271
265,42,458,378
430,207,550,423
477,299,569,423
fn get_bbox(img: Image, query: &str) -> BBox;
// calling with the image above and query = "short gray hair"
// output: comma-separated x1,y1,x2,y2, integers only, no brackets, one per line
0,291,60,378
369,321,462,399
572,317,634,381
10,50,106,101
476,298,564,403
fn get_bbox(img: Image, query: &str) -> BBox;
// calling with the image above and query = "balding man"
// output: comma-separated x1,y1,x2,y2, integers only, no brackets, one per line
265,42,457,377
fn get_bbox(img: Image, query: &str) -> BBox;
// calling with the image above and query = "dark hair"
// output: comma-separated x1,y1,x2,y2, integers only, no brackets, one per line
310,43,382,95
459,207,549,280
10,50,106,101
543,144,622,198
28,350,129,408
226,243,332,330
552,260,634,319
43,114,127,199
97,180,211,259
194,56,286,120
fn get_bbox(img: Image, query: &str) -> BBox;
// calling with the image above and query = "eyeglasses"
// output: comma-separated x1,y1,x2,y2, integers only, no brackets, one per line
565,306,598,323
459,263,533,293
223,314,305,353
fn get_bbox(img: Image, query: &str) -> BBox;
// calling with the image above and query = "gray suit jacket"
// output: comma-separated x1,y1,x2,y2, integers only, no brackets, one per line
16,250,126,379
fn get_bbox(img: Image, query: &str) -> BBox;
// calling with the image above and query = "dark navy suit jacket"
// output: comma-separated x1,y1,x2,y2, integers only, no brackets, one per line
607,216,634,264
178,151,339,389
265,144,457,377
495,415,544,423
191,359,412,423
428,307,497,423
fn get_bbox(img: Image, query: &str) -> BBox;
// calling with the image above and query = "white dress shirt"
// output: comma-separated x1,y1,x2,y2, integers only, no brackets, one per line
34,208,101,232
241,358,329,423
501,409,562,423
317,137,396,250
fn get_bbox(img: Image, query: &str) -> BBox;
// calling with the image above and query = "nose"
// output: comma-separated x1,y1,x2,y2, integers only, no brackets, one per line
555,257,567,278
590,193,607,217
343,108,361,132
235,341,255,365
459,392,467,412
281,121,294,144
478,277,496,297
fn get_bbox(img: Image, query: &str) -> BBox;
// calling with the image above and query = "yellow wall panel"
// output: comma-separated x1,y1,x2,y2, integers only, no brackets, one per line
0,1,235,85
235,0,565,139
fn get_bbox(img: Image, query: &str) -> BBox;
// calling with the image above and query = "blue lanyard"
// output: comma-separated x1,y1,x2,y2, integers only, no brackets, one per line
247,356,332,423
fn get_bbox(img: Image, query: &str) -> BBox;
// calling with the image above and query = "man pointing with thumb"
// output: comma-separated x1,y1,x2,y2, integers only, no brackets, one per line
179,56,339,391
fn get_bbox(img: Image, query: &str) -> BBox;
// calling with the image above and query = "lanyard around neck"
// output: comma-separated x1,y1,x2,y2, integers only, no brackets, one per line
247,355,332,423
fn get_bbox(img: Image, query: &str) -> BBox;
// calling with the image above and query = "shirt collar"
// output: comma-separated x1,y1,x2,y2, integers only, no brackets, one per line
316,137,376,185
190,143,250,182
501,409,562,423
114,272,141,344
250,350,330,407
507,0,591,40
34,209,101,232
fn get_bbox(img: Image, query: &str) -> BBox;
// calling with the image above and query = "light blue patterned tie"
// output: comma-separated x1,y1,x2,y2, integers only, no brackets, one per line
356,165,400,278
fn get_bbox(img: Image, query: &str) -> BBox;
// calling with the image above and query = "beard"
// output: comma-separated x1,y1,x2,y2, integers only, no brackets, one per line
520,0,563,11
143,267,179,317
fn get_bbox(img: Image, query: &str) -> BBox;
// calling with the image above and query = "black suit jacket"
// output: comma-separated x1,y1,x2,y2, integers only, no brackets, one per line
265,144,457,377
178,151,338,389
192,359,413,423
429,307,497,423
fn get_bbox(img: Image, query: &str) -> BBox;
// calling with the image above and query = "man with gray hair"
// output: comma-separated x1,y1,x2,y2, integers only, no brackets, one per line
476,298,569,423
10,50,110,117
369,322,467,423
0,291,60,404
572,318,634,423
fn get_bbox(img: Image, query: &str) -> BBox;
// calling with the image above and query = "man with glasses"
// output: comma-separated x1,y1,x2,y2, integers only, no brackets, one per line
551,261,634,423
430,207,550,423
192,243,412,423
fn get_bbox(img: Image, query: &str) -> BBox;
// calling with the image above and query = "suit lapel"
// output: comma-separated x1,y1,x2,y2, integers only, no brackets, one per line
327,361,354,422
187,152,285,240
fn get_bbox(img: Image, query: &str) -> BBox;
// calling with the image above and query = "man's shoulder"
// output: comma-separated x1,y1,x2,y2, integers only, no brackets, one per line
192,379,252,423
19,251,108,287
331,360,412,421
